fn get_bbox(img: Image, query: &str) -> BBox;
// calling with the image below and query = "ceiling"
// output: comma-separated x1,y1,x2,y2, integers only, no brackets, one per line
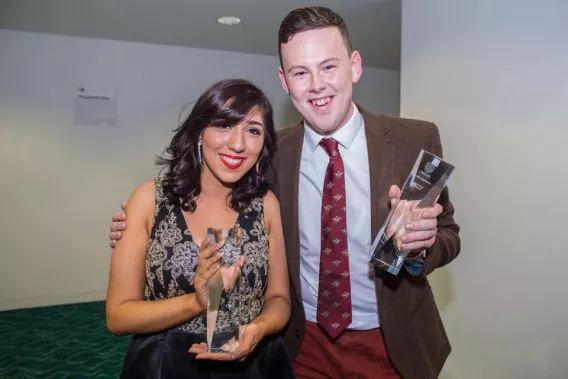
0,0,401,70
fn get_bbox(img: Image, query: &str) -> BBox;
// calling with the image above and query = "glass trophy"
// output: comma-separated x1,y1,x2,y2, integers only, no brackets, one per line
370,149,455,275
206,227,243,353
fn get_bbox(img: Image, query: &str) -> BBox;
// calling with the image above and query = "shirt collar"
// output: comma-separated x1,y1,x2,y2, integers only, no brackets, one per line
303,103,364,153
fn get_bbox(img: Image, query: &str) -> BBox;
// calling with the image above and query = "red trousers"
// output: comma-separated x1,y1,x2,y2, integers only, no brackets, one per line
293,321,401,379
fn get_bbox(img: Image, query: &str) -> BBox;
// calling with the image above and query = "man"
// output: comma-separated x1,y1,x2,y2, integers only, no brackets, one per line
109,7,460,378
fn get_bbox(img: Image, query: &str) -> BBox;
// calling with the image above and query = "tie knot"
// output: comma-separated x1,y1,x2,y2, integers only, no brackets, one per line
320,138,340,158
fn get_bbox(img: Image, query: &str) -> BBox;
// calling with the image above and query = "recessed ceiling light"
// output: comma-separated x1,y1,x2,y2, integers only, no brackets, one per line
217,16,241,26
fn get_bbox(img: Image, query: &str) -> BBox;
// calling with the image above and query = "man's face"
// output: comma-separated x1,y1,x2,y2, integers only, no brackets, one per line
278,27,362,136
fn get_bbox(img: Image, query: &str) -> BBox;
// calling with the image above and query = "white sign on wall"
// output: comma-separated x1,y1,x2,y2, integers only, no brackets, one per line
73,84,117,126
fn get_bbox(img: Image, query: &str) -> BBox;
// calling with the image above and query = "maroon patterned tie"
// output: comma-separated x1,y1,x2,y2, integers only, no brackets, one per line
317,138,352,339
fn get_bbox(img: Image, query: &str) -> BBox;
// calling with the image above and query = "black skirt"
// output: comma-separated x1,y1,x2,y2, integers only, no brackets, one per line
120,329,295,379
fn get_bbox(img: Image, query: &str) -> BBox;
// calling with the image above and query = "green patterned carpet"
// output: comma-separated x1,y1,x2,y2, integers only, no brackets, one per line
0,301,130,379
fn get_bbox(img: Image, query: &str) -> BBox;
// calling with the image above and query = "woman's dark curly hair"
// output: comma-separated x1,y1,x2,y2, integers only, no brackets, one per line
156,79,277,212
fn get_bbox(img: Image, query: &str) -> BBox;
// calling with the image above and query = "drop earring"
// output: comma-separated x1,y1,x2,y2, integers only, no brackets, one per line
255,159,260,174
197,139,203,164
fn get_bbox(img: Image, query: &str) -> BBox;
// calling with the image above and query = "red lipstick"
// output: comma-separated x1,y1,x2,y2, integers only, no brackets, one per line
219,154,245,170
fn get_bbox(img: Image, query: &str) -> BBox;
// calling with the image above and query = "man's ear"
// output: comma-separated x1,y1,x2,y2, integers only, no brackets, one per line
351,50,363,83
278,66,290,95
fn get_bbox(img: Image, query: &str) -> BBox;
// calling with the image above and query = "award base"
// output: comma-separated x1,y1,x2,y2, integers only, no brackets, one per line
206,227,243,353
370,150,455,275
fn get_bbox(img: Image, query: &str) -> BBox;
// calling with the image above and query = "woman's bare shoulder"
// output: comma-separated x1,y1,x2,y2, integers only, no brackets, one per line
262,190,282,231
125,180,156,220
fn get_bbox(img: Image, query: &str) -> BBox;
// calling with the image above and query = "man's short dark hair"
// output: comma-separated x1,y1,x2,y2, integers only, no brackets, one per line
278,6,353,67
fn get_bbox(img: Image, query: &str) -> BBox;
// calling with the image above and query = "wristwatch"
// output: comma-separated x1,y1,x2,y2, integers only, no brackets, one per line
404,249,427,276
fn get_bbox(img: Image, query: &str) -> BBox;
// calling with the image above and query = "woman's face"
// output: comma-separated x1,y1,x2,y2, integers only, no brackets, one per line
200,108,265,186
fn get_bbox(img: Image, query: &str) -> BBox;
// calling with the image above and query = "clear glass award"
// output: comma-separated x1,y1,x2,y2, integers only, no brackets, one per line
370,150,455,275
206,227,243,353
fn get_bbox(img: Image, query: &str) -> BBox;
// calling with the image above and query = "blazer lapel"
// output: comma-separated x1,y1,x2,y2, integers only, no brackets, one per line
276,124,304,301
360,106,395,293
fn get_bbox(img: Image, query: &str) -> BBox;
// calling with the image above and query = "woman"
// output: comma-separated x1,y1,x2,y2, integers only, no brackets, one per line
106,79,294,378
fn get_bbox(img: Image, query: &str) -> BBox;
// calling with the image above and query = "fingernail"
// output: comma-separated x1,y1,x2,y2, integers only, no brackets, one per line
406,224,413,230
402,236,409,242
232,353,242,360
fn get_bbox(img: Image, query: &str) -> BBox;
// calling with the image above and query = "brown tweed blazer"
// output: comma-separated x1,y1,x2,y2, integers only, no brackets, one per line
271,105,461,379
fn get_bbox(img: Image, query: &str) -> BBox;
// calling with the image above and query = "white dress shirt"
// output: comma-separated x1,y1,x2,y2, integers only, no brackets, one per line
299,104,380,330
